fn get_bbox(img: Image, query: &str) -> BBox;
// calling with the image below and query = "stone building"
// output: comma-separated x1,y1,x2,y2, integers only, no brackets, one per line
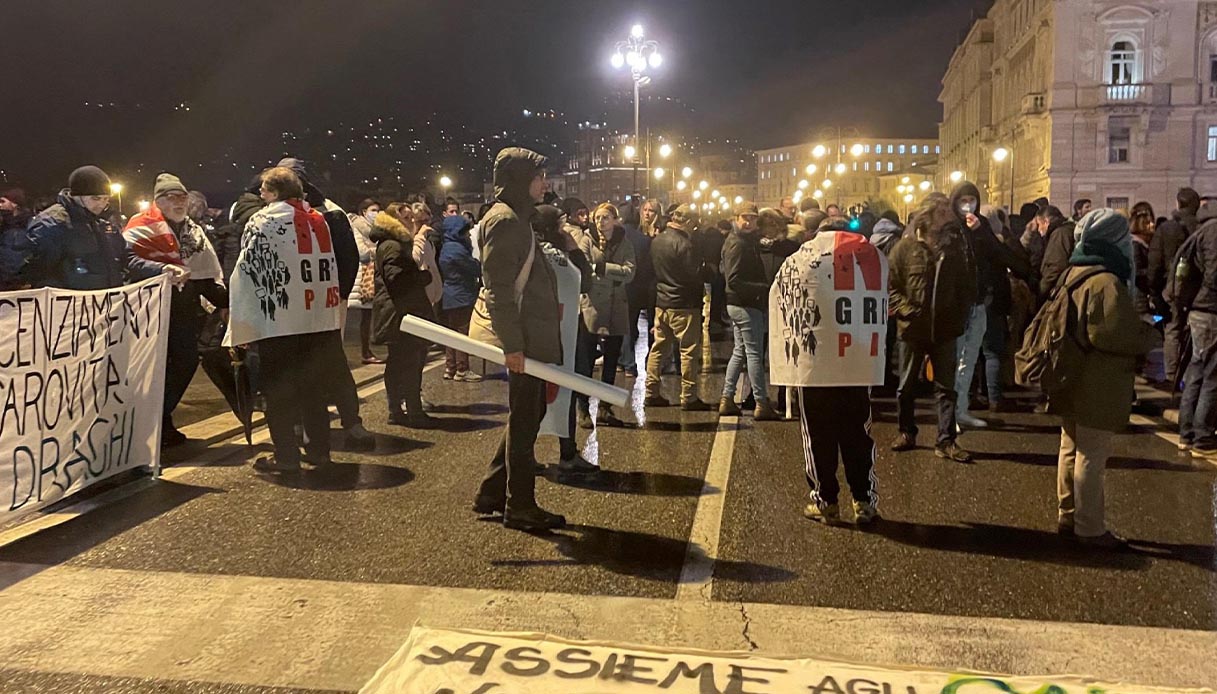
755,138,939,211
940,0,1217,214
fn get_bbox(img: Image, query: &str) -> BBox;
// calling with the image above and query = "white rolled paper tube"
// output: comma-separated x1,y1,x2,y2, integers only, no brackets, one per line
399,315,630,408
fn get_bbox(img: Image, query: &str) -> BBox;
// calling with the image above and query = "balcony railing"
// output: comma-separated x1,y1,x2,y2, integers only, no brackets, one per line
1021,92,1046,114
1105,83,1147,102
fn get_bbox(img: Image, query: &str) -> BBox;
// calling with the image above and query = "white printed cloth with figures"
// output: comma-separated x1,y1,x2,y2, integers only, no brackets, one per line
769,230,889,388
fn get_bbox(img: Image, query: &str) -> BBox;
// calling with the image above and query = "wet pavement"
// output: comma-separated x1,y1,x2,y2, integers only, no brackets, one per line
0,326,1214,692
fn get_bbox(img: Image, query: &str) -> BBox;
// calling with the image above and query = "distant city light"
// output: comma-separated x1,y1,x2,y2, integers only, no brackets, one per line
624,145,637,160
950,170,964,183
676,180,687,190
659,143,673,158
681,167,693,179
439,175,453,188
654,167,665,180
850,143,864,157
797,180,809,190
992,147,1010,162
812,145,827,158
805,164,817,175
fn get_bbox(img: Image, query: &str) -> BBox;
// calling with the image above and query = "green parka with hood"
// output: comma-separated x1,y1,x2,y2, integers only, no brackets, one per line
478,148,563,364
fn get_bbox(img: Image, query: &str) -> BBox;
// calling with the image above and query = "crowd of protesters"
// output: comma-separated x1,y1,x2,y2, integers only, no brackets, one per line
2,148,1199,547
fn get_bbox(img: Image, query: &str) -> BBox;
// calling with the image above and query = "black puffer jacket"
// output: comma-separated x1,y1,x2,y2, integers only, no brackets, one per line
651,224,707,310
371,212,435,345
1149,207,1200,297
721,229,769,310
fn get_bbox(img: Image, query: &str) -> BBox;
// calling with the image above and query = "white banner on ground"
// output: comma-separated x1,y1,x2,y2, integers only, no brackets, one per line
0,275,170,521
539,243,582,439
361,625,1205,694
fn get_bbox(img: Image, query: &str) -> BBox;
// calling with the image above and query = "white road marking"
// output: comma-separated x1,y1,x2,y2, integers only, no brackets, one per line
675,416,738,602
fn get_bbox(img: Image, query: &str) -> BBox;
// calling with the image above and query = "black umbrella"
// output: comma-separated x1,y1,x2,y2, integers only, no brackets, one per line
231,347,255,446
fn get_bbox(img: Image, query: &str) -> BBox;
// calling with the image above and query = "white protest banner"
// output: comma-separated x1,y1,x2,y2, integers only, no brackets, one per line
361,625,1207,694
1,275,170,521
770,231,889,388
539,243,582,439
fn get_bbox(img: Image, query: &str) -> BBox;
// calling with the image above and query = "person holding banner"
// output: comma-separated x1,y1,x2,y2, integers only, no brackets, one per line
770,219,887,525
23,165,189,291
471,147,567,531
225,167,343,472
532,203,598,473
123,172,228,447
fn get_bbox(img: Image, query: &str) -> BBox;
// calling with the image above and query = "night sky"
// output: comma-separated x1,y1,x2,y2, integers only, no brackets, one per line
4,0,989,195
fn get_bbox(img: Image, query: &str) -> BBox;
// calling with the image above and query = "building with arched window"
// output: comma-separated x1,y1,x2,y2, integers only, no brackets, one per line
940,0,1217,213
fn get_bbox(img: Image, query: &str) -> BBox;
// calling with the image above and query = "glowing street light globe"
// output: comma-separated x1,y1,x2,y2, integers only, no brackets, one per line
711,189,719,199
793,190,803,202
835,163,847,175
631,23,644,39
919,180,932,191
439,175,453,188
812,145,827,158
109,183,123,195
659,143,673,158
797,179,809,190
812,189,824,199
676,180,687,191
681,166,693,179
137,200,150,211
822,179,833,189
992,147,1010,162
903,194,915,203
654,167,665,180
698,180,709,191
611,53,625,69
734,195,743,204
624,145,637,160
949,170,964,183
850,143,864,157
901,176,910,184
648,53,663,69
805,164,817,175
692,190,702,200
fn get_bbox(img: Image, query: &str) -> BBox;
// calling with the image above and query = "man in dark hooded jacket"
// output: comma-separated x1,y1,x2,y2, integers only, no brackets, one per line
887,193,975,462
1150,187,1202,384
472,147,566,532
0,187,33,290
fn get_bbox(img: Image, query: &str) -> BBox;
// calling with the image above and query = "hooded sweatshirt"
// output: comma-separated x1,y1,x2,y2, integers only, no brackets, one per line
476,148,563,363
438,214,481,310
869,218,902,256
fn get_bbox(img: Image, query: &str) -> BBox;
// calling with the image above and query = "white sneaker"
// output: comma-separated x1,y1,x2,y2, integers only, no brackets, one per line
957,411,989,429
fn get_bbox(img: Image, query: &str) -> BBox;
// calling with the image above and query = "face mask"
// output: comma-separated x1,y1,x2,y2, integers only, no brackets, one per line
959,202,975,216
365,211,378,224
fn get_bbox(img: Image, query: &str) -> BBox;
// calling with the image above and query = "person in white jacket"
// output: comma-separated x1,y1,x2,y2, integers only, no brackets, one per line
348,198,384,364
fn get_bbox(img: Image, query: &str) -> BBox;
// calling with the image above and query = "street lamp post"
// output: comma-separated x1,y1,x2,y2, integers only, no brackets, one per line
612,24,662,198
992,147,1014,211
109,183,124,217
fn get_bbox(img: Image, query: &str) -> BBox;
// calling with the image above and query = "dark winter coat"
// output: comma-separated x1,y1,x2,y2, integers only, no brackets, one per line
888,222,974,347
321,203,359,299
1132,236,1152,319
1170,205,1217,315
1052,267,1153,431
760,236,800,285
721,229,770,310
651,224,708,310
1149,208,1200,298
371,212,435,345
24,191,163,290
624,224,656,309
0,208,33,290
1039,220,1077,297
572,223,636,336
478,148,563,363
439,214,481,310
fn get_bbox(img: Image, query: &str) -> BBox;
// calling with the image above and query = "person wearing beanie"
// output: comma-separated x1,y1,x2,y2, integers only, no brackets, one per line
1053,209,1154,550
23,166,187,290
645,203,712,409
561,197,589,232
122,172,227,446
274,156,376,451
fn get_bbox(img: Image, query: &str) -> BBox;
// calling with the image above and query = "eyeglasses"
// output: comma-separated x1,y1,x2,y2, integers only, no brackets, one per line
161,192,189,202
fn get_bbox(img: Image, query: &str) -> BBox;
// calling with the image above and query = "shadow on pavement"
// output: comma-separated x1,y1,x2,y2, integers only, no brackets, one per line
869,519,1214,571
642,420,722,433
162,441,273,467
425,417,502,434
332,433,432,457
544,469,714,497
425,402,510,416
254,461,415,492
974,451,1206,473
0,481,216,574
493,524,797,585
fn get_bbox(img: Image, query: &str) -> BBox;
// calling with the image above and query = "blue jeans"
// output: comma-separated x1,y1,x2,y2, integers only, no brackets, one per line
1179,311,1217,448
722,305,770,404
982,304,1007,403
954,304,986,412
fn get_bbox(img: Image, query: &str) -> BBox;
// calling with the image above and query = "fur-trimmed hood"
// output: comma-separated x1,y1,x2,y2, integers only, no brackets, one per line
369,211,413,243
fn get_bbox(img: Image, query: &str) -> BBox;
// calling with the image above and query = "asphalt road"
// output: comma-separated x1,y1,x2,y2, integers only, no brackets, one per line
0,327,1213,693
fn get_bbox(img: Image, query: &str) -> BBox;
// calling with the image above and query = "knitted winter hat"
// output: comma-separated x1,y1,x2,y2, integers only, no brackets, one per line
68,166,111,197
153,173,187,199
